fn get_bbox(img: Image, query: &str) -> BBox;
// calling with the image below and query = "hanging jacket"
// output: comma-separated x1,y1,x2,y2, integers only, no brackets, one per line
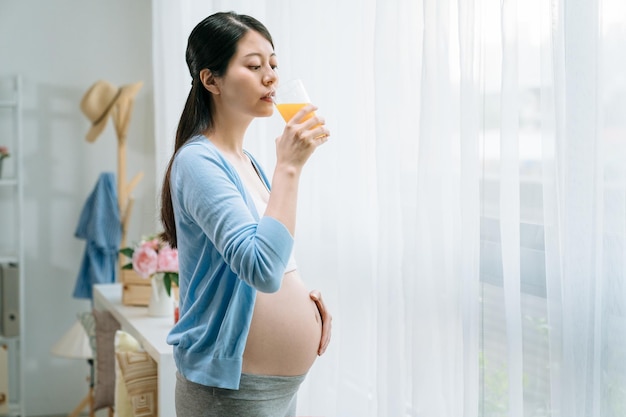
73,172,121,299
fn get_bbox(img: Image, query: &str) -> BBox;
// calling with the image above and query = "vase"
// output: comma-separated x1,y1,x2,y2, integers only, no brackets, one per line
148,274,173,317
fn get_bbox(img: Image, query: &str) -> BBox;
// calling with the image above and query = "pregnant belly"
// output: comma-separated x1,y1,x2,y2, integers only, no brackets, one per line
242,270,322,376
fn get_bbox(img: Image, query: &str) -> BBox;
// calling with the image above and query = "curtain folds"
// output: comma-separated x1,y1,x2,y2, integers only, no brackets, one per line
152,0,626,416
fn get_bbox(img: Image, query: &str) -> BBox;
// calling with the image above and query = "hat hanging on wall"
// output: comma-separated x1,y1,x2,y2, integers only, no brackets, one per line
80,80,143,143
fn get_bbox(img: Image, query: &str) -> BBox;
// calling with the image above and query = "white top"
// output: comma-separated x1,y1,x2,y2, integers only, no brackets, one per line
238,159,298,273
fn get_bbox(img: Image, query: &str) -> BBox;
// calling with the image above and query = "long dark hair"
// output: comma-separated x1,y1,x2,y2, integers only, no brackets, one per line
160,12,274,247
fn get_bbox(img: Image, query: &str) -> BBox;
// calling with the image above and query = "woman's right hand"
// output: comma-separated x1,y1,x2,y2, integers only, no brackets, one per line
266,104,330,235
274,104,330,170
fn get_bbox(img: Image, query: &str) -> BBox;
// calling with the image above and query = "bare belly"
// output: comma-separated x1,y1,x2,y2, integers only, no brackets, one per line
242,270,322,376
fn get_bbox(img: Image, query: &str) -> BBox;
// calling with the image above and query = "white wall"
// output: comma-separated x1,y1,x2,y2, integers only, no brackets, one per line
0,1,156,415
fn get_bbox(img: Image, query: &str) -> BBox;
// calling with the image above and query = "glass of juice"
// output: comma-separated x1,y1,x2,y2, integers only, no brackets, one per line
273,79,315,123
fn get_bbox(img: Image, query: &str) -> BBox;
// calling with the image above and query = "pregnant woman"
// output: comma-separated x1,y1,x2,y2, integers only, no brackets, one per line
159,11,332,417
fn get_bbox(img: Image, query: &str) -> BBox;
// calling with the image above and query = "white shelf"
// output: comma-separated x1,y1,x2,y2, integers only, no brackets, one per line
0,256,18,265
93,284,176,417
0,179,17,187
0,74,24,417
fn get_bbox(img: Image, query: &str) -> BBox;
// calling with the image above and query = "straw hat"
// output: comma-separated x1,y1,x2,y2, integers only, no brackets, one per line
80,80,143,142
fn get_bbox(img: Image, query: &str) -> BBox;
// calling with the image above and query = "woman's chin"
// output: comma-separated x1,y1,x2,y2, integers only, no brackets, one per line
257,109,275,118
255,101,276,118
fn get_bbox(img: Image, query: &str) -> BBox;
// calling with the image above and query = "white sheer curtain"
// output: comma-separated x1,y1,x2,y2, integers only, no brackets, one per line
151,0,626,416
479,0,626,416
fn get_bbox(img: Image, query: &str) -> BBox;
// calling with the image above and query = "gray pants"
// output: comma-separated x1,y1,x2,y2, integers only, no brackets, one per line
175,372,306,417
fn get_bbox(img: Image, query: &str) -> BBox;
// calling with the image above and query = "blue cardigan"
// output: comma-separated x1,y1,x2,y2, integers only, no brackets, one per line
166,135,294,390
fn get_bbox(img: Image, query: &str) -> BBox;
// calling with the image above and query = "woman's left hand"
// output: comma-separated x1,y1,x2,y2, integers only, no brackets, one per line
309,290,332,355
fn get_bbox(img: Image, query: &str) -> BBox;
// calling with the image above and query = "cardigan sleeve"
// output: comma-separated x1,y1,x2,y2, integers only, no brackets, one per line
172,142,293,293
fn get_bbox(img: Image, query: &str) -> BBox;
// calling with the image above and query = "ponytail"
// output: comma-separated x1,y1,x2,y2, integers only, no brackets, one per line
159,82,213,248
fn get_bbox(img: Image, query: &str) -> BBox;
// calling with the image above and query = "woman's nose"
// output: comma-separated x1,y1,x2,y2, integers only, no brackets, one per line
263,68,277,86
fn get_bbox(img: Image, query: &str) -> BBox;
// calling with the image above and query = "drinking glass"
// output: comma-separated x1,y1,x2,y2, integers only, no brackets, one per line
273,79,316,123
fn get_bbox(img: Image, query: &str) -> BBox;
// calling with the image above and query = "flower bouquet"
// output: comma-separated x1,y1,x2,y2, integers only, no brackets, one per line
120,236,179,296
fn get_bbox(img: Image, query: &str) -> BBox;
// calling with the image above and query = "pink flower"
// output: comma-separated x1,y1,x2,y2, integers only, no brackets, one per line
132,245,158,278
157,245,179,273
120,234,180,294
140,238,160,251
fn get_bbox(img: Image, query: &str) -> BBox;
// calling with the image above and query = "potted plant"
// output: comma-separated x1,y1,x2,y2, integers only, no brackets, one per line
120,235,179,317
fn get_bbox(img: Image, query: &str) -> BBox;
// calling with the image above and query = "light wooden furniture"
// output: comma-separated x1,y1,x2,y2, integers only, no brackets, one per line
66,359,114,417
120,269,152,306
84,80,149,304
67,385,94,417
110,84,151,304
93,284,176,417
107,81,144,249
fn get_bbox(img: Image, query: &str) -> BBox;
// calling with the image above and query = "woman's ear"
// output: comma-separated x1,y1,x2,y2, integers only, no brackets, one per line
200,69,220,95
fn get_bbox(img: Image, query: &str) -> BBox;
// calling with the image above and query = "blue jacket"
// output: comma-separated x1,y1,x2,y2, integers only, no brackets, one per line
166,136,293,390
73,172,121,299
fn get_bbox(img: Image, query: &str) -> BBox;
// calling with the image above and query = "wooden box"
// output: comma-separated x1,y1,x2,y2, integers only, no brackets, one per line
120,269,151,306
119,269,179,307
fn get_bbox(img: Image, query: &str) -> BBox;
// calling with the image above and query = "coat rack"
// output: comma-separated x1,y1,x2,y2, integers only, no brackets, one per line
110,86,144,248
80,80,144,249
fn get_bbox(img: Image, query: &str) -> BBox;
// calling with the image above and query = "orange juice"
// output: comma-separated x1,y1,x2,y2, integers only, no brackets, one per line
276,103,314,123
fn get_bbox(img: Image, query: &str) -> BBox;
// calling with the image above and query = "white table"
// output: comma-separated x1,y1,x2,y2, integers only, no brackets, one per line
93,284,176,417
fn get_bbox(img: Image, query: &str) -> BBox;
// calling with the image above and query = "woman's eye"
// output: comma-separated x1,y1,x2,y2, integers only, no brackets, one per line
249,65,261,70
271,65,278,70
